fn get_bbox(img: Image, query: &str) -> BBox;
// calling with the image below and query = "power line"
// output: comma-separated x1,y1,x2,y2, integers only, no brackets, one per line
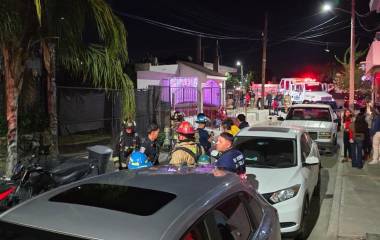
294,25,350,40
270,16,338,46
116,11,261,40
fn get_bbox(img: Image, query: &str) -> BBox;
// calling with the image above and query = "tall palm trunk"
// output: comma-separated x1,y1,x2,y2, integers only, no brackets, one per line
2,47,23,177
42,41,58,158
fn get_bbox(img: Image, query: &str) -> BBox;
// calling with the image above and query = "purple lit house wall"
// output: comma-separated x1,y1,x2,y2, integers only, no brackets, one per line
160,77,198,105
203,80,221,106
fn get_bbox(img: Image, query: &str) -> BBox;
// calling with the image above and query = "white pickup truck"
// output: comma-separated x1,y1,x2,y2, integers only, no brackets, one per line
280,104,339,153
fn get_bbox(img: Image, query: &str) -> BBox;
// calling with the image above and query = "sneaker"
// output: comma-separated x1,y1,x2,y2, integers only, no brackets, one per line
368,160,379,165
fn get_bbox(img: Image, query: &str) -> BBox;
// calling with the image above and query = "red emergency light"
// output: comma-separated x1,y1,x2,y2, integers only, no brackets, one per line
375,72,380,84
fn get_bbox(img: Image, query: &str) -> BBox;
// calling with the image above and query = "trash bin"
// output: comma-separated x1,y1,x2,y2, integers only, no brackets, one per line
87,145,113,174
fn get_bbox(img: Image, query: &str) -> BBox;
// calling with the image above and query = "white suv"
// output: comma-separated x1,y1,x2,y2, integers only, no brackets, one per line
235,125,320,239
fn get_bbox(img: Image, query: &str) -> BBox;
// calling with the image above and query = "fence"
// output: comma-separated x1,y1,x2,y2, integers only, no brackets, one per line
57,86,122,153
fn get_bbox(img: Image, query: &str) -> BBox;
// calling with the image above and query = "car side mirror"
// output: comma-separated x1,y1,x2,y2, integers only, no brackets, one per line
305,156,319,165
277,116,284,121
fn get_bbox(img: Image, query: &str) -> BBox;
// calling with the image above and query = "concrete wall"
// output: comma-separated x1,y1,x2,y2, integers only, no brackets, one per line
150,64,178,74
137,71,175,89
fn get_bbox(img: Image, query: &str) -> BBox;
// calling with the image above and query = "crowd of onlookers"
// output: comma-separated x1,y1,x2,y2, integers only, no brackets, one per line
232,91,289,115
342,103,380,168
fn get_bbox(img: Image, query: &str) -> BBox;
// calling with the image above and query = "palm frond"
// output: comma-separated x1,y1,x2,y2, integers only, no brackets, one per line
34,0,42,26
54,0,134,118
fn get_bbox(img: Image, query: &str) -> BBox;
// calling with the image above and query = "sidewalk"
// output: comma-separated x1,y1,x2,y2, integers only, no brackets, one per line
327,159,380,239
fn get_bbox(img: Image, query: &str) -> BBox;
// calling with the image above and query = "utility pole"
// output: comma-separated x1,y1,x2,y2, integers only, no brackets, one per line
196,36,202,65
261,13,268,109
349,0,355,109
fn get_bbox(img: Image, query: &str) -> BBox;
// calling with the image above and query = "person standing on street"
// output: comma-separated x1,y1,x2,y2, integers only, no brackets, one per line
251,91,256,109
245,92,251,108
214,132,246,175
351,109,367,169
284,94,291,113
140,123,160,165
342,109,353,162
169,121,204,166
237,114,249,129
266,93,273,114
369,107,380,165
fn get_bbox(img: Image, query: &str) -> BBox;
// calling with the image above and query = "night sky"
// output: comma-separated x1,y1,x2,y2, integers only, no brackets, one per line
111,0,380,80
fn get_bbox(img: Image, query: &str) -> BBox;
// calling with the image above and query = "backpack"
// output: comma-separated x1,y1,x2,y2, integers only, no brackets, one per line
170,143,202,163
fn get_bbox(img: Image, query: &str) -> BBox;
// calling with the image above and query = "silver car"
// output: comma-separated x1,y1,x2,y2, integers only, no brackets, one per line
0,165,281,240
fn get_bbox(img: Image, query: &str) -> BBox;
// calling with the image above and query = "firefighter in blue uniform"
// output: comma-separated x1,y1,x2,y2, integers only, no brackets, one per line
195,113,212,154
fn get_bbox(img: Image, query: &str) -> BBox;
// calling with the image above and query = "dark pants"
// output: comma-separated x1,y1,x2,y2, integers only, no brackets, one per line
343,131,351,158
351,139,363,169
363,129,372,158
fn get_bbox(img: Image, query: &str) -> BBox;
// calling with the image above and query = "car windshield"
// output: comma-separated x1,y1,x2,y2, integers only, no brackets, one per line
286,107,331,122
0,221,86,240
305,84,322,91
235,137,297,168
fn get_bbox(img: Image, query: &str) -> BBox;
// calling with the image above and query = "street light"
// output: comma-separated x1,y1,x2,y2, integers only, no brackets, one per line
322,3,333,12
236,61,244,89
322,1,355,109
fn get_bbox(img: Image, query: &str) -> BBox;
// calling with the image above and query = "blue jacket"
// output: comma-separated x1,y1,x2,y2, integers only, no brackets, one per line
198,128,211,152
216,148,246,174
371,115,380,136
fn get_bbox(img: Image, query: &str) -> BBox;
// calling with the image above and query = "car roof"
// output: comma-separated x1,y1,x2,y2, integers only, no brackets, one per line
237,125,304,139
0,166,249,240
290,103,332,109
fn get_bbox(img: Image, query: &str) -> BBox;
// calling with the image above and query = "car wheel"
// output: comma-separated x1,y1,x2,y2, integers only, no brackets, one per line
296,197,310,240
302,100,310,104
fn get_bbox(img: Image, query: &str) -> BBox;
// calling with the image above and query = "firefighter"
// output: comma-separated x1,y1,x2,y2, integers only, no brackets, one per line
140,123,160,165
116,120,140,170
169,121,204,166
195,113,211,153
171,111,185,148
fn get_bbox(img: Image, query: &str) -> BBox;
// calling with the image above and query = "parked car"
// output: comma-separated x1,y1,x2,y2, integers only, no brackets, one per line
235,125,321,239
279,104,339,153
0,165,281,240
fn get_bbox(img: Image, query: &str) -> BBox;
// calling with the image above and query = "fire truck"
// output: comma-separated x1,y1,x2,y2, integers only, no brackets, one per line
279,78,334,104
250,83,279,98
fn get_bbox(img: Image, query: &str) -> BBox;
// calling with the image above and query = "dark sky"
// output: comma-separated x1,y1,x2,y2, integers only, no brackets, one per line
111,0,380,79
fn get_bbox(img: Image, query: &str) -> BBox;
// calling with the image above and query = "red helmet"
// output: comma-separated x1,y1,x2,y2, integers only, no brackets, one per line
176,121,195,135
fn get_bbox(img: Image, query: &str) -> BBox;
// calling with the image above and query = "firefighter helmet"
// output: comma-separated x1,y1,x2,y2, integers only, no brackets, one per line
176,121,195,135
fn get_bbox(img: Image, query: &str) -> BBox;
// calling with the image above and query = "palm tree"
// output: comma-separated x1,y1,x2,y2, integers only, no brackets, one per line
0,0,134,177
334,44,367,91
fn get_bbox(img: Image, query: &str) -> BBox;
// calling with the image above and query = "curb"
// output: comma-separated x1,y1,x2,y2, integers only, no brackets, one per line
327,158,344,239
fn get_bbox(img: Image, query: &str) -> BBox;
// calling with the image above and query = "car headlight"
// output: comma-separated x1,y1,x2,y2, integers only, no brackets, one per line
319,132,331,139
270,185,301,204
